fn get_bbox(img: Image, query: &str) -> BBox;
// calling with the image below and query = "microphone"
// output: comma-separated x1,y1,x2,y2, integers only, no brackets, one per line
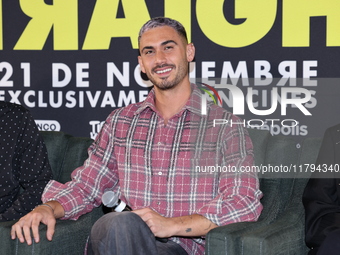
101,191,132,212
101,190,168,243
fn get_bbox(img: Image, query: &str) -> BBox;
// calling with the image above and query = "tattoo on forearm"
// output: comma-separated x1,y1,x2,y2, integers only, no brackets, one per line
185,228,192,233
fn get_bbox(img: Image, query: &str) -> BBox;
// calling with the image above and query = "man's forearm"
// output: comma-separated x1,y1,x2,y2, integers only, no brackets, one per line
170,214,218,237
133,208,218,238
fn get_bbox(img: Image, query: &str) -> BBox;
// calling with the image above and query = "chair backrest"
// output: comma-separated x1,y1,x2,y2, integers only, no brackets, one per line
40,131,93,183
247,128,322,222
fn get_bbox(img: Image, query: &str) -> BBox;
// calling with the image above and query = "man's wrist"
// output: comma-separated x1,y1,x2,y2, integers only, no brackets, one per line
35,203,55,213
39,200,65,218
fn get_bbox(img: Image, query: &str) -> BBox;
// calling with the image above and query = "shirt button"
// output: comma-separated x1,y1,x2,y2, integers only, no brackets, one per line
157,142,162,145
157,201,161,205
158,172,163,175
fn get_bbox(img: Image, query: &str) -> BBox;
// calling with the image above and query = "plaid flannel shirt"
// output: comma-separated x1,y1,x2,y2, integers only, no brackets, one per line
42,84,263,254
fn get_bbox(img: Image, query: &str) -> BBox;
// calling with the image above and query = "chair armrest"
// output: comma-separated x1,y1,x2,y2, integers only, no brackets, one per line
206,220,267,255
206,209,309,255
238,209,309,255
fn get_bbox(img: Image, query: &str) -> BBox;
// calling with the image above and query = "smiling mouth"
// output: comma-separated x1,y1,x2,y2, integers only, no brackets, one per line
156,68,172,74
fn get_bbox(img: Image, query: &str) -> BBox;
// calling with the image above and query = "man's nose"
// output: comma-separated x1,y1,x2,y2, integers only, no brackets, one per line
155,51,166,64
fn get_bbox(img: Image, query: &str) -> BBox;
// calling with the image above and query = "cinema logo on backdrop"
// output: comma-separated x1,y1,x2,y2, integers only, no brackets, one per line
89,120,105,139
196,78,316,137
35,120,61,131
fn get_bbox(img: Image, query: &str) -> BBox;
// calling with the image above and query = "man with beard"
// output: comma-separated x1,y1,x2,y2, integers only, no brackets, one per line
11,17,263,255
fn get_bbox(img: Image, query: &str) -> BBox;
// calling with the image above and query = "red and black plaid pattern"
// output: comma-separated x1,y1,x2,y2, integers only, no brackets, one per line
43,85,263,255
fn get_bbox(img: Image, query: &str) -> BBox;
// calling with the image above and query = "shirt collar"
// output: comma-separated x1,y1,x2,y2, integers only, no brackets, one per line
135,84,205,117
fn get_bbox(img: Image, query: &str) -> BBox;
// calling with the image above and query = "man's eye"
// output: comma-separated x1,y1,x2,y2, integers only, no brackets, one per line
145,50,153,55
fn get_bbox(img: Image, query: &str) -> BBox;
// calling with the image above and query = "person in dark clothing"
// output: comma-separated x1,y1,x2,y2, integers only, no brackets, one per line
303,123,340,255
0,101,53,221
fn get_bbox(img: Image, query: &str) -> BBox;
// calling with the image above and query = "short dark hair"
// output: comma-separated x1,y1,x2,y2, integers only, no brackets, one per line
138,17,188,46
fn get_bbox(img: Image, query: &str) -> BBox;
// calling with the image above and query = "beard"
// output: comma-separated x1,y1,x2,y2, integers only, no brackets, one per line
147,61,188,91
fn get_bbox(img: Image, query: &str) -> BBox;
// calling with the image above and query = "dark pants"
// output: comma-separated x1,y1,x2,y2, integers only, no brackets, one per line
87,212,188,255
317,229,340,255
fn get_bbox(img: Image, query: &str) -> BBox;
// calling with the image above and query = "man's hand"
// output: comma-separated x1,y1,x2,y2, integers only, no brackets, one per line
10,201,64,245
133,208,174,238
133,208,218,238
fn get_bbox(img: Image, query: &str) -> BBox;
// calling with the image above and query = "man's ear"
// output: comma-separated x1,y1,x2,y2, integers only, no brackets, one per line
186,43,195,62
138,56,146,73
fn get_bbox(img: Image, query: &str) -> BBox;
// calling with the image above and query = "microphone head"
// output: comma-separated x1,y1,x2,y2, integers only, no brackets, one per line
102,191,119,208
